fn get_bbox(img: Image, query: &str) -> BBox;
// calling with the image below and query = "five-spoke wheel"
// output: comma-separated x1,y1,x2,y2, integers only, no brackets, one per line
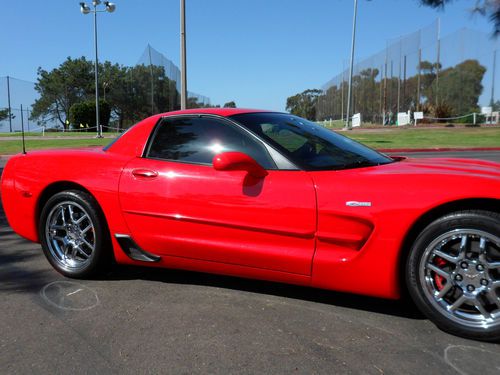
39,190,110,278
407,210,500,341
45,201,96,271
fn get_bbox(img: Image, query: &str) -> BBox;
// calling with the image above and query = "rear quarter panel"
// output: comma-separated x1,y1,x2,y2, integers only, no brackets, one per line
2,149,133,243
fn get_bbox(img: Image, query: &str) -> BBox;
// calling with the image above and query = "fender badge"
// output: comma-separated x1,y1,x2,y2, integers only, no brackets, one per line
346,201,372,207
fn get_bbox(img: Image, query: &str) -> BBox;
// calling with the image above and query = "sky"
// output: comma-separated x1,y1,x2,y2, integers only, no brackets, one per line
0,0,493,111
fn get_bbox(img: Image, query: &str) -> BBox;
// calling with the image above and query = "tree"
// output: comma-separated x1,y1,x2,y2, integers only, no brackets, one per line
30,56,214,130
223,101,237,108
286,89,322,120
31,57,94,129
420,0,500,36
0,108,10,122
437,60,486,114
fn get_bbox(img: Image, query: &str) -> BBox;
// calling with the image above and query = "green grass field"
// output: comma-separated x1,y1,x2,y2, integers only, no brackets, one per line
0,127,499,155
0,138,112,155
345,127,500,149
0,131,120,137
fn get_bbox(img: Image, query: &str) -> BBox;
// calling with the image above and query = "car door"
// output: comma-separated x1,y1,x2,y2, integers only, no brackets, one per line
118,115,317,275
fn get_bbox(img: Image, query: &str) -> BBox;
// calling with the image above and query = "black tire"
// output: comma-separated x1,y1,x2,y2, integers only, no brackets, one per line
406,210,500,341
39,190,111,278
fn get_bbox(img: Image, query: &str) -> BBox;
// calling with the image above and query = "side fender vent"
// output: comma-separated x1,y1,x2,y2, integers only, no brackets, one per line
115,234,161,262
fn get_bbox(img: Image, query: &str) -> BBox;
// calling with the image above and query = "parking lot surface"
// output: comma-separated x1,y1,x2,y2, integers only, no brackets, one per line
1,151,500,374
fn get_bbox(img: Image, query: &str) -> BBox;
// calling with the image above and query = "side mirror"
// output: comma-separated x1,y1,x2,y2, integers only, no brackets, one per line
213,152,268,178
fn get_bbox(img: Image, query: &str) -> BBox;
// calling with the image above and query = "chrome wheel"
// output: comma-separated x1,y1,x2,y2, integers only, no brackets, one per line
420,229,500,329
45,201,96,271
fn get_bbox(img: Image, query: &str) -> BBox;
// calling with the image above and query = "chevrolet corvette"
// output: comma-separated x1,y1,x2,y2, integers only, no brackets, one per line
2,108,500,341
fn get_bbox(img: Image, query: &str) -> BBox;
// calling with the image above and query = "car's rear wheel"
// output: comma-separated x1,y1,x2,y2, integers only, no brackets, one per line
406,210,500,341
39,190,110,278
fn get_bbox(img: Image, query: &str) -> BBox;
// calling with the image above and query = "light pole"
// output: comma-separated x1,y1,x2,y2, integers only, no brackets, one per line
345,0,358,129
180,0,187,110
79,1,116,138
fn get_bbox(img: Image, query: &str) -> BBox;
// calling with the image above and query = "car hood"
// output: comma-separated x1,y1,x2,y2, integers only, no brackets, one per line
378,157,500,179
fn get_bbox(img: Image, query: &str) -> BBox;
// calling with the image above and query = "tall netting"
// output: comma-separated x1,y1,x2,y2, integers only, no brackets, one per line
1,46,211,133
136,44,211,111
316,21,500,124
0,76,59,133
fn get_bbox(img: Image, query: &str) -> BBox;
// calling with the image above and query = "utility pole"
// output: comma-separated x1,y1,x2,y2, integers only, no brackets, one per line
345,0,358,129
180,0,187,110
93,5,101,137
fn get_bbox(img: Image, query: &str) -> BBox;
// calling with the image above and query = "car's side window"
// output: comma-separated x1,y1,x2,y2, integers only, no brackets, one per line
146,116,276,169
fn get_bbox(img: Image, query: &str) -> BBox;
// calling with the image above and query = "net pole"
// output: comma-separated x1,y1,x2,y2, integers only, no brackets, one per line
7,76,12,132
417,48,421,111
403,55,407,111
341,61,345,123
397,39,402,114
180,0,187,110
491,49,497,106
148,45,155,115
20,104,26,154
379,64,383,123
345,0,358,129
436,18,441,107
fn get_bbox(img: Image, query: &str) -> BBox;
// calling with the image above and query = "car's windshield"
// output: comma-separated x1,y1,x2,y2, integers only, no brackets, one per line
230,112,394,171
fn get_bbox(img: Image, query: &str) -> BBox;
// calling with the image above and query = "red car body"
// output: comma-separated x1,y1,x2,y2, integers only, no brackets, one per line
2,108,500,300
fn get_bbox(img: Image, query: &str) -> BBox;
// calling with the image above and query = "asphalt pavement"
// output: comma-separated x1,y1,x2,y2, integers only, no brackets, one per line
1,151,500,374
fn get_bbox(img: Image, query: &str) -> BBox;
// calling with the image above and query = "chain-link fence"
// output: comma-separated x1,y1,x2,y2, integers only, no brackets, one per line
136,45,210,112
0,77,49,133
316,20,500,125
0,45,211,133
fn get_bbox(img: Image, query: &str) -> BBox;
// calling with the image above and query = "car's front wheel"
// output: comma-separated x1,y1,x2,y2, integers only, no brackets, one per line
406,210,500,341
39,190,110,278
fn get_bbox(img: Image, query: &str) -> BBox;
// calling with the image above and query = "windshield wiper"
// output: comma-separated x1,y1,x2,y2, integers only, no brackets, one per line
340,159,379,170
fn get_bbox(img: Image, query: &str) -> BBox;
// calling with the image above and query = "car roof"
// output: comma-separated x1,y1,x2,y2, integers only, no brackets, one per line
106,108,281,156
158,108,276,118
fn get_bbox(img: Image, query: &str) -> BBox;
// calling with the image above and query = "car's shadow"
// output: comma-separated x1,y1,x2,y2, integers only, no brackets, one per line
102,264,424,320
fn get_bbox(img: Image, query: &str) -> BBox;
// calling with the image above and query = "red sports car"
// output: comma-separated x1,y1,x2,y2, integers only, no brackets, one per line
2,108,500,340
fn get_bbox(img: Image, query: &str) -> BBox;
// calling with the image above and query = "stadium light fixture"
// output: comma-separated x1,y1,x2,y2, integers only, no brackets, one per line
104,2,116,13
80,2,90,14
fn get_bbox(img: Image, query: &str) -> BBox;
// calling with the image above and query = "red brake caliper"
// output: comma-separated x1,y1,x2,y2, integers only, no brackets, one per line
434,257,447,291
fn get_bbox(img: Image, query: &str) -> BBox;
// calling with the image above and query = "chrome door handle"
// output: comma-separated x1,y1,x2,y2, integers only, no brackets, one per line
132,169,159,178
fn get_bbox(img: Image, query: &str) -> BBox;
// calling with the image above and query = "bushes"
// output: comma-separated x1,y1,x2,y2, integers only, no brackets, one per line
68,100,111,131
